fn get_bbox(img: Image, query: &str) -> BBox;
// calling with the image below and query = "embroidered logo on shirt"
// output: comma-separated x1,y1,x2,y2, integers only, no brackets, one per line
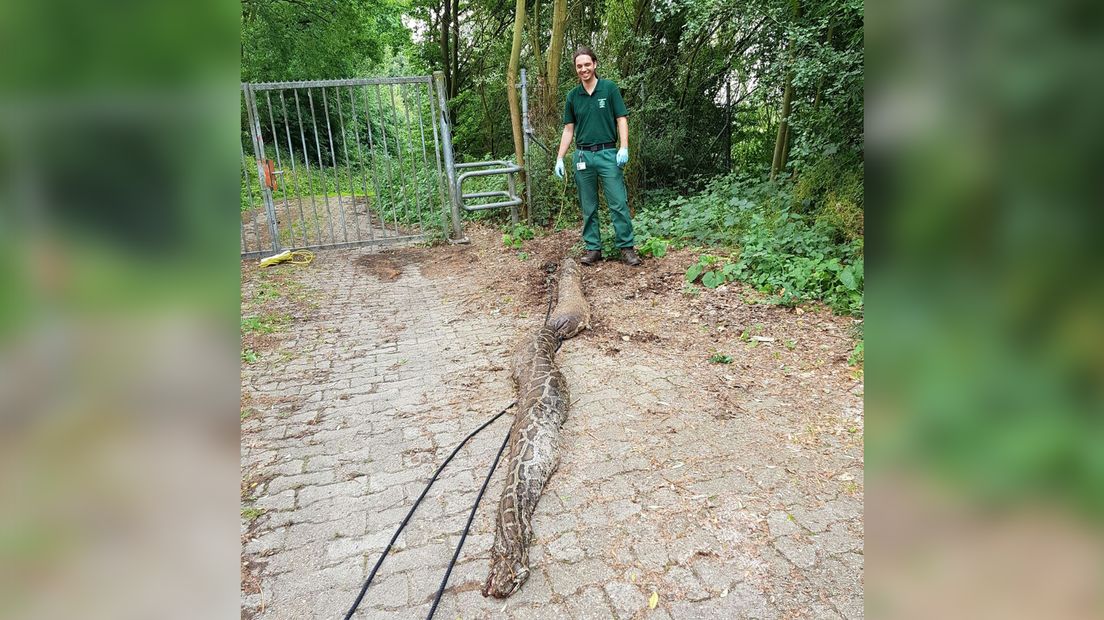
598,98,607,109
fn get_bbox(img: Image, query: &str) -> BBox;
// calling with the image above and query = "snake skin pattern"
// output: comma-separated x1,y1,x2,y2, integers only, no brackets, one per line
482,261,592,598
546,258,590,340
482,326,569,598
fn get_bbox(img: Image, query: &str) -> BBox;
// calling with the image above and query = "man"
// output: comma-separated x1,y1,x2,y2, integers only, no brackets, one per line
554,46,641,266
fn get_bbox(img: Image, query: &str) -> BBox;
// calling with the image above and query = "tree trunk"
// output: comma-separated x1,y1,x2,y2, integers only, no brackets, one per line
507,0,528,219
440,0,451,97
450,0,460,97
771,0,801,181
811,22,834,113
546,0,568,114
725,78,732,171
530,0,544,84
770,71,793,180
780,121,792,177
480,81,495,155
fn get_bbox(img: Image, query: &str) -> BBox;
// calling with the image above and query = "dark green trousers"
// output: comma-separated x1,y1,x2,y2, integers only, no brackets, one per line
573,148,634,251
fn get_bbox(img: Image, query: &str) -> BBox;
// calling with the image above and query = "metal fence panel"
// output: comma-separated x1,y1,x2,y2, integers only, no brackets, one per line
240,77,446,257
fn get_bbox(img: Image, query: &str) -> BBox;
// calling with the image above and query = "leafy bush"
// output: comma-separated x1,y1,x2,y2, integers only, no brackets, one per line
793,152,864,243
848,340,864,367
634,171,863,316
502,223,536,249
685,254,738,289
637,237,669,258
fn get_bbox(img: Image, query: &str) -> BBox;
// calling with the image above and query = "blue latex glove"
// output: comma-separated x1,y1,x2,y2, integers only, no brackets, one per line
616,147,629,167
554,157,565,179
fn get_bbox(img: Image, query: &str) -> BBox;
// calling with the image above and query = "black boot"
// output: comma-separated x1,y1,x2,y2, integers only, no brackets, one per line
621,248,642,266
580,250,603,266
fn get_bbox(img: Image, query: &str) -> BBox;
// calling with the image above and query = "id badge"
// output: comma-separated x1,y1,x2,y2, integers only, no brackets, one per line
576,161,587,170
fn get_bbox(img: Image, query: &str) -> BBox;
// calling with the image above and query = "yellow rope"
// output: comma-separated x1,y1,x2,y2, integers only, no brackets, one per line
288,250,314,265
259,249,314,267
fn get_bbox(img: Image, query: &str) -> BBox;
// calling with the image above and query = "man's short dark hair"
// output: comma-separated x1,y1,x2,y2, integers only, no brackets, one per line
573,46,597,64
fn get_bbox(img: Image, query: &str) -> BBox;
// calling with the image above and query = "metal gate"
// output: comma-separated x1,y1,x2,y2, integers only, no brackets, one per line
240,76,448,257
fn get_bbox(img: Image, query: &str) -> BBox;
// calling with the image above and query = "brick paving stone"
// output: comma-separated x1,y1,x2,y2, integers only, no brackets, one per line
240,247,863,619
535,511,578,538
548,531,586,563
832,593,864,620
384,544,449,574
766,510,800,538
666,581,780,620
566,585,616,620
604,581,646,619
546,558,615,596
775,535,818,569
297,480,364,507
254,489,295,511
631,539,670,570
286,517,367,551
811,521,863,556
665,565,711,601
690,555,743,594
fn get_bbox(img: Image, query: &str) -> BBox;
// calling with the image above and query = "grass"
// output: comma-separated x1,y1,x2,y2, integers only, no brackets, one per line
241,313,291,335
243,159,444,232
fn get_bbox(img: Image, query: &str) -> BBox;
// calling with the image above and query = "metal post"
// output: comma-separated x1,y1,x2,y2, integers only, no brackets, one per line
506,172,519,225
520,68,533,225
244,83,281,252
434,71,467,243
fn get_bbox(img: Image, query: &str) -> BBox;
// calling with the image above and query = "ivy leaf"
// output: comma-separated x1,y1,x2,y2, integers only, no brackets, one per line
686,263,703,283
839,266,857,291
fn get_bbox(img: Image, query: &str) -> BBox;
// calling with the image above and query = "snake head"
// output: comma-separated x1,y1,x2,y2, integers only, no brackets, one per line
481,555,530,598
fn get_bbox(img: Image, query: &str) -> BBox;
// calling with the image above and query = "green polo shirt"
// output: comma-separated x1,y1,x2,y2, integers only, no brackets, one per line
563,78,629,146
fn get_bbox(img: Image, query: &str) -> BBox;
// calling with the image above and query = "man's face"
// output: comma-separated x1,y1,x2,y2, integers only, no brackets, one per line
574,55,596,83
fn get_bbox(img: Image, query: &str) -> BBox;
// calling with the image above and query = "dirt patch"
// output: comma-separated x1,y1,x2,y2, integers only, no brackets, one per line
241,555,266,597
355,252,406,281
417,223,864,447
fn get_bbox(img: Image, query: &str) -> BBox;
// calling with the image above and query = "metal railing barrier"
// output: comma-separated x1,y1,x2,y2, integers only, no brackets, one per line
456,160,522,224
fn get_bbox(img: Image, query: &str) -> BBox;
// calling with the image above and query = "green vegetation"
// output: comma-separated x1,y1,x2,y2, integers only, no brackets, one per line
848,340,864,367
241,313,291,335
638,171,863,315
709,353,734,364
637,237,669,259
502,223,536,249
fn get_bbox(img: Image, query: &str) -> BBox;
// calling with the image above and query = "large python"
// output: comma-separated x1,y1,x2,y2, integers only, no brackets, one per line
482,259,588,598
545,258,590,340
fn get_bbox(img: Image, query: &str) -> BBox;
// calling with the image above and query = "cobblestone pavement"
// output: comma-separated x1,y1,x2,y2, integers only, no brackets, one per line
241,248,864,619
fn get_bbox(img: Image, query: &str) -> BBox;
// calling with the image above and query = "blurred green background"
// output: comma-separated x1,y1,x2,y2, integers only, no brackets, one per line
867,0,1104,518
0,1,241,617
867,0,1104,615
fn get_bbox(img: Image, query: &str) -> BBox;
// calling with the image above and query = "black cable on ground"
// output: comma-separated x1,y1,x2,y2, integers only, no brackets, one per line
342,401,515,620
345,265,559,618
426,265,558,616
425,420,513,619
